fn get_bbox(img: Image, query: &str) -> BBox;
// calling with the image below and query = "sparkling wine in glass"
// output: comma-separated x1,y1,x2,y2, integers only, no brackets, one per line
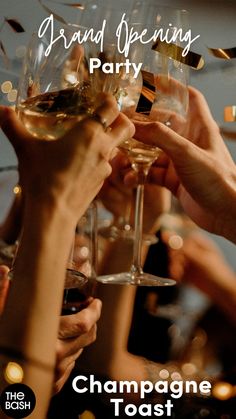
16,31,96,140
98,5,189,286
15,28,99,285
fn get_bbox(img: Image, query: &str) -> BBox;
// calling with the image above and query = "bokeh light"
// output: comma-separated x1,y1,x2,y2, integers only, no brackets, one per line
159,368,170,379
1,81,12,94
4,361,24,384
212,382,234,400
7,89,18,103
168,234,184,250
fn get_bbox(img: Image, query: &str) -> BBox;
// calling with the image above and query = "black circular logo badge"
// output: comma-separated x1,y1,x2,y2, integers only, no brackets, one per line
0,383,36,418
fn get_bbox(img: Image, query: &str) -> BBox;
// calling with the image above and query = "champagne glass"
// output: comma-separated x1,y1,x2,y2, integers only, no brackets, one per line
16,31,94,140
62,204,98,315
15,21,140,284
98,191,158,245
15,27,100,284
98,5,189,286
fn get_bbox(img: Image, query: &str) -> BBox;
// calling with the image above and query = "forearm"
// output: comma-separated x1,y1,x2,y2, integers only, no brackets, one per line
0,198,76,417
78,282,138,378
0,191,23,244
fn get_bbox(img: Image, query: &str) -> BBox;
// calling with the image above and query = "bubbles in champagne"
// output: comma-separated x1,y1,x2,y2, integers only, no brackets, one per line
17,84,94,140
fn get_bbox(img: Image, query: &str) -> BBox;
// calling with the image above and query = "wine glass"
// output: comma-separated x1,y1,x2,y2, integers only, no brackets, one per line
15,27,102,284
80,2,157,245
98,190,159,244
98,5,189,286
16,30,95,140
160,196,198,249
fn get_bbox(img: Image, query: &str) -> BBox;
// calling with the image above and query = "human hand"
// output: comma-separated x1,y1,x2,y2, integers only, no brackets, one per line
0,265,10,315
54,297,102,394
0,95,135,223
99,151,171,234
167,232,236,301
125,87,236,241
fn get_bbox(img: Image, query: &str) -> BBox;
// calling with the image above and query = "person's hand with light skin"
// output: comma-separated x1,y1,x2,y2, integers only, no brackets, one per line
54,298,101,394
0,95,134,419
0,264,101,395
166,232,236,324
99,150,171,235
0,95,134,221
125,87,236,244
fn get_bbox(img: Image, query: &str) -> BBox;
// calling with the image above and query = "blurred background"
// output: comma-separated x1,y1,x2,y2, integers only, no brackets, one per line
0,0,236,267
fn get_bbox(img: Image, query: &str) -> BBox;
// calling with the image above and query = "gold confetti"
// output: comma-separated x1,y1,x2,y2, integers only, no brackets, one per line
38,0,68,24
152,40,204,70
58,2,83,8
220,127,236,141
136,70,156,115
207,46,236,59
224,106,236,122
5,18,25,33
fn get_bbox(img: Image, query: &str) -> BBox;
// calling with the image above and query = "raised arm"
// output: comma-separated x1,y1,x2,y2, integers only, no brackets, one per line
0,97,134,418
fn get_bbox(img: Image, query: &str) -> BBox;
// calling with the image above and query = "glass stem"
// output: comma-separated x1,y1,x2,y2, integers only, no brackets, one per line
118,199,132,230
130,164,150,281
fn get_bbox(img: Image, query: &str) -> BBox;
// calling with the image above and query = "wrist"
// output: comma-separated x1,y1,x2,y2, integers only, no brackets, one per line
14,195,77,285
24,191,78,229
0,194,76,356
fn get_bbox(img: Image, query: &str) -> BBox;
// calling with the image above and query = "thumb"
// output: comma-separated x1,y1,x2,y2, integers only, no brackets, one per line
0,106,32,154
134,121,203,169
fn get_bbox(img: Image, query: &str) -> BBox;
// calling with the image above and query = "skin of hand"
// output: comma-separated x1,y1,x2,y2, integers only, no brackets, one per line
0,264,101,395
125,87,236,243
0,94,135,222
167,232,236,324
99,151,171,234
0,95,134,418
54,298,102,394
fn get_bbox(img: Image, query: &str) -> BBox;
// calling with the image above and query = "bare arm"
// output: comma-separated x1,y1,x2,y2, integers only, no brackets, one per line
0,98,134,418
0,189,23,244
168,232,236,325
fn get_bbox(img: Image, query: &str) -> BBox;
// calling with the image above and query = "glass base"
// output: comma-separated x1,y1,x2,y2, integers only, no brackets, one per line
97,272,176,287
